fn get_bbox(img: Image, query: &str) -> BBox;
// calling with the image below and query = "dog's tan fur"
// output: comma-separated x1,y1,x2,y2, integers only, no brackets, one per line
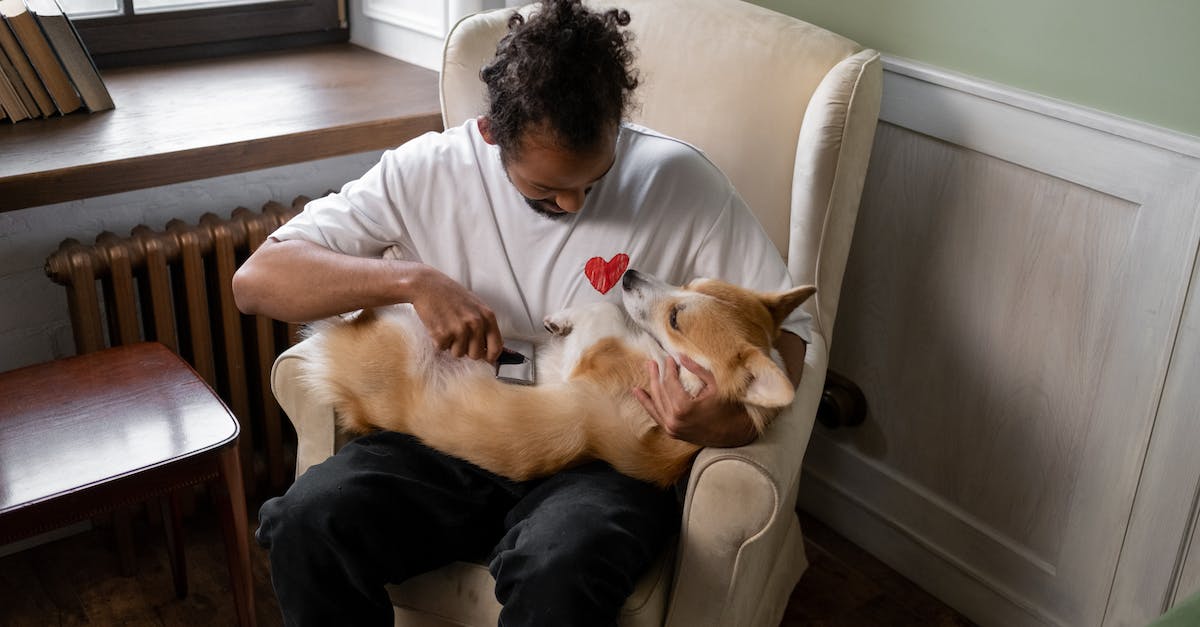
299,271,814,487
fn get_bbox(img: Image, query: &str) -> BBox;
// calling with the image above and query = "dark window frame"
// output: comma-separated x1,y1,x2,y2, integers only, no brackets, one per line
74,0,347,67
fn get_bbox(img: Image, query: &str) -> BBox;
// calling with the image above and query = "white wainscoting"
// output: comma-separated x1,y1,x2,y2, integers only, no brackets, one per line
799,56,1200,627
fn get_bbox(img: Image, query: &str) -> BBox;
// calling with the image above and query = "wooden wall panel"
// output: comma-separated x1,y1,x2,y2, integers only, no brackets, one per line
799,59,1200,627
832,122,1139,561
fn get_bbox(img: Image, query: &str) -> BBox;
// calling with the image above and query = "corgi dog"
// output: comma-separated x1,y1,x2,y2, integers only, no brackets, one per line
298,269,814,488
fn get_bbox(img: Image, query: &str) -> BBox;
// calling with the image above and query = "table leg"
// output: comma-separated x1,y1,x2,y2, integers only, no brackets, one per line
216,445,256,627
160,490,188,598
113,505,137,577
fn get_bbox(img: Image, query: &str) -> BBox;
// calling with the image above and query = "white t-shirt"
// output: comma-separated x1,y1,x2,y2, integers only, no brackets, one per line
271,119,812,342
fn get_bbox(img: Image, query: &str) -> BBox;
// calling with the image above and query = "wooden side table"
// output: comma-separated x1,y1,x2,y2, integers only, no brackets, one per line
0,342,255,627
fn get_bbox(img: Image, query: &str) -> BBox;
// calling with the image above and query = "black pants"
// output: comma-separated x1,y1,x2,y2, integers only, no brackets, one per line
256,431,680,627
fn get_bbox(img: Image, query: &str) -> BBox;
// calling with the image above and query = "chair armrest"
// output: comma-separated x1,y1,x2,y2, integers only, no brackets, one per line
271,339,339,478
665,335,829,627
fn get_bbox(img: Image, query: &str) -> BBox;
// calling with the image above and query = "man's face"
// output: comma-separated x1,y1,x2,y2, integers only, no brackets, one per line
500,125,617,220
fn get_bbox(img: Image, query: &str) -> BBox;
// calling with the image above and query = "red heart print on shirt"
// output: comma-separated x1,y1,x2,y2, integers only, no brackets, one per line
584,254,630,295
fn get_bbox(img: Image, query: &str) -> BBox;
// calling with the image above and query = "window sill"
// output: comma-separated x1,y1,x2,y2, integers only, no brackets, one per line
0,43,444,212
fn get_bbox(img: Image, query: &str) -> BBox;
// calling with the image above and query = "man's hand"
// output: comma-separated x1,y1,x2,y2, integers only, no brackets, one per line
409,266,504,362
632,356,757,448
632,332,807,448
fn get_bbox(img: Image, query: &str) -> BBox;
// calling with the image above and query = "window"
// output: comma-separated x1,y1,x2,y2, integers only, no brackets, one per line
62,0,346,66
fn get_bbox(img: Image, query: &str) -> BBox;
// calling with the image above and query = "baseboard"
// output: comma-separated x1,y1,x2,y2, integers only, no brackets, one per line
798,466,1054,627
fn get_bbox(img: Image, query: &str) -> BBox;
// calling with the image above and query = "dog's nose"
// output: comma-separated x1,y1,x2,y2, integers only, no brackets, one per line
622,269,643,290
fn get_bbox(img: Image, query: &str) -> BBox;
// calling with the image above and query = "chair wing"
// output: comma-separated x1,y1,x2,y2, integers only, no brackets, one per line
442,0,880,339
446,0,878,258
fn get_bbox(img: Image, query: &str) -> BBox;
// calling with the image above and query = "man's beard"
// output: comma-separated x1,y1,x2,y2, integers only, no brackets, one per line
524,196,573,221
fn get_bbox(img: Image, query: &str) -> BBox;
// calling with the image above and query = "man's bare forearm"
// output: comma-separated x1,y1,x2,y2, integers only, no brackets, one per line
232,238,424,323
726,331,806,446
676,331,808,449
777,330,807,389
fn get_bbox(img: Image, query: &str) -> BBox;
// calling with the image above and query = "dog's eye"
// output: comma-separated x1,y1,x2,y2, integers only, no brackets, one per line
669,306,680,331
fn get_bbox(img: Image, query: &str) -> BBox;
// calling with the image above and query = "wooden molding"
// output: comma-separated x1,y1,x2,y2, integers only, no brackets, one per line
881,55,1200,160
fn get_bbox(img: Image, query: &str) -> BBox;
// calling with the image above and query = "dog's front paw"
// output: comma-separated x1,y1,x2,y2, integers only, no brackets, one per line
543,314,573,337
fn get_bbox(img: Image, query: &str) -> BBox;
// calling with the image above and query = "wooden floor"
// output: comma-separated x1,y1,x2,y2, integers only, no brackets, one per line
0,502,975,626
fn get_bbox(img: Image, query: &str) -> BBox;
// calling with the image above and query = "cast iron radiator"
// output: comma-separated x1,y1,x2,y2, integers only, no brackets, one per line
43,197,307,497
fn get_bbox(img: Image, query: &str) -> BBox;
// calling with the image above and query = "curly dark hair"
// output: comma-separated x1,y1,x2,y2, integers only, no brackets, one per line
480,0,639,159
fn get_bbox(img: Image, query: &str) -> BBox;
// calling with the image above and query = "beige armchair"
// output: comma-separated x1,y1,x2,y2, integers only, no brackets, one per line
271,1,881,625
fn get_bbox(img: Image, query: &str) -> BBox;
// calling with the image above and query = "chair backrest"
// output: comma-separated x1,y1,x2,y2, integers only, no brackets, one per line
441,0,881,340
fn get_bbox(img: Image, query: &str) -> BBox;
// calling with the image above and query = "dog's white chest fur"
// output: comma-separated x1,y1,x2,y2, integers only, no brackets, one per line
540,302,698,393
368,302,666,388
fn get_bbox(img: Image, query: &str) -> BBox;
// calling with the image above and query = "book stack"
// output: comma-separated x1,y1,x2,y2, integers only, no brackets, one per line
0,0,112,123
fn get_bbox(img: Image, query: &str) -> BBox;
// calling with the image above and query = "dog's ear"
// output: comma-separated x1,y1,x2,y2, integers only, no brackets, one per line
741,348,795,409
761,285,816,328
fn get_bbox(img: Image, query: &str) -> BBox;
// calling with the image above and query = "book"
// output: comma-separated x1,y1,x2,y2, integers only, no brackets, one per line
0,0,79,115
0,57,28,121
25,0,111,112
0,15,50,115
0,41,38,116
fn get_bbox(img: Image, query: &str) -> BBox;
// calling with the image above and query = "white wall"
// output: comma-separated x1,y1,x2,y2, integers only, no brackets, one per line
350,0,511,70
0,151,383,372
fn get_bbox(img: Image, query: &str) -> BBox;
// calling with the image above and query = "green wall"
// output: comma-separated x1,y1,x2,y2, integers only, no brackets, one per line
748,0,1200,138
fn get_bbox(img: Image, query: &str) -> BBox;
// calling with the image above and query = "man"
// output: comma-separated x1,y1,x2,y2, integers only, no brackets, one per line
233,1,810,625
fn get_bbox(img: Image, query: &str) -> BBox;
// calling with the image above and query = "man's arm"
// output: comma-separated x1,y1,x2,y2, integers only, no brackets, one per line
232,238,504,361
234,238,416,322
633,330,807,448
776,330,808,389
